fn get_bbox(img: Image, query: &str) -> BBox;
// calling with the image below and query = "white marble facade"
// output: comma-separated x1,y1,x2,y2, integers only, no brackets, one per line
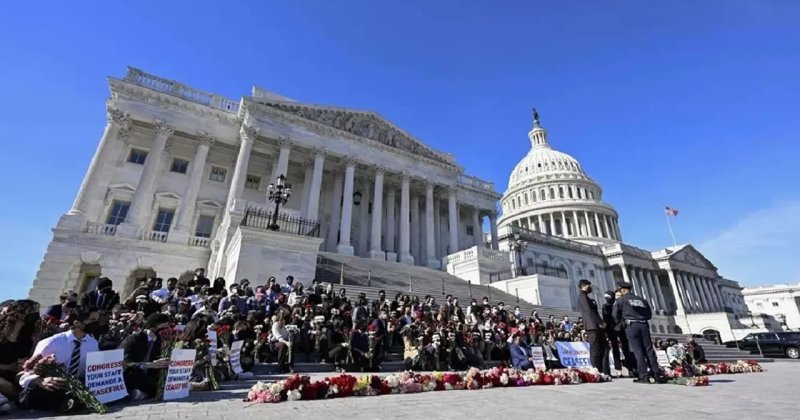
29,67,501,304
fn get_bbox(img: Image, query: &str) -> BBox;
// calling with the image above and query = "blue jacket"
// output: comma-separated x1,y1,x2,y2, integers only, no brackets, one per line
509,342,533,370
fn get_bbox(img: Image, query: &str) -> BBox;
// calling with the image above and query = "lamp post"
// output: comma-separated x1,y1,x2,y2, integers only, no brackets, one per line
508,233,528,277
266,174,292,231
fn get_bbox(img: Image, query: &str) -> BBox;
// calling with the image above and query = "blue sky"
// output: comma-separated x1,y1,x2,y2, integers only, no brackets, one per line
1,1,798,301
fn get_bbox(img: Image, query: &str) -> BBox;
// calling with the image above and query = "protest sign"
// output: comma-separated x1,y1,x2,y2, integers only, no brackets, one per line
657,350,671,367
85,349,127,403
163,349,196,401
208,330,218,366
230,340,243,374
531,345,546,368
555,341,592,367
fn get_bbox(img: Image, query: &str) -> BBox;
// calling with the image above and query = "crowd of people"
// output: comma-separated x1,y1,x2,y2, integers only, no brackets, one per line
0,267,705,414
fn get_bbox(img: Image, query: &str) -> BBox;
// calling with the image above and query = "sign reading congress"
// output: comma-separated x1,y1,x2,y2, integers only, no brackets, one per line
163,349,197,401
85,349,128,403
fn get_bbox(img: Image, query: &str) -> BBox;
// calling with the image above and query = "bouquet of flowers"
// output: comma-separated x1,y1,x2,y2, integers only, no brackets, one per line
191,338,219,391
155,325,182,401
23,354,107,414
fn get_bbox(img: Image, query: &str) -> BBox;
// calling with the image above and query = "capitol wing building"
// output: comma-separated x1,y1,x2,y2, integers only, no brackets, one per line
31,67,754,341
31,67,499,305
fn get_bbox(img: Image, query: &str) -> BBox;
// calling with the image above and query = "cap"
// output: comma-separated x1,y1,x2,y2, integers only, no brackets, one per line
618,282,633,290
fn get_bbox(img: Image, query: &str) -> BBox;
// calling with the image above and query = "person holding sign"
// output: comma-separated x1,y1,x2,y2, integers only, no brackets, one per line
612,282,665,384
119,313,171,400
509,331,534,370
577,280,607,372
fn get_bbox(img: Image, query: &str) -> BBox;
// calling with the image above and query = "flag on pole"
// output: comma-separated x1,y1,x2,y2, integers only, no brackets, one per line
664,206,679,217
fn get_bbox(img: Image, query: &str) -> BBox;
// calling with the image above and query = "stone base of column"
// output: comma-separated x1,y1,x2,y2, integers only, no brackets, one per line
168,229,190,245
115,222,141,239
367,250,386,261
336,244,355,256
385,252,398,262
399,253,414,265
425,258,441,270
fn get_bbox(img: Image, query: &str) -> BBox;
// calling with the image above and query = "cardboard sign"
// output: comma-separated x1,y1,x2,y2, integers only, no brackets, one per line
230,340,243,374
531,346,546,369
207,330,218,366
657,350,671,367
555,341,592,367
543,345,558,361
163,349,196,401
85,350,128,403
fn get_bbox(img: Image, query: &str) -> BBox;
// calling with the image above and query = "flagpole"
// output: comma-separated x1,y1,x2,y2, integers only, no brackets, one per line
664,212,677,248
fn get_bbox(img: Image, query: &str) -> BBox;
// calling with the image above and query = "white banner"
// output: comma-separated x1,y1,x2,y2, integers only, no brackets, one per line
230,340,243,374
163,349,196,401
531,346,546,369
207,330,218,366
543,345,558,361
555,341,592,367
85,349,128,403
656,350,671,367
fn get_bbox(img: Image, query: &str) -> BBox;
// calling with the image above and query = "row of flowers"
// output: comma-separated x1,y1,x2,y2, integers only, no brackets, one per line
245,366,611,404
662,360,764,386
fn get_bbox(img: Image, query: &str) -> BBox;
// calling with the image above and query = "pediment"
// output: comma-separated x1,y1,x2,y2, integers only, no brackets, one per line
668,245,717,271
155,191,182,201
108,183,136,193
198,199,223,209
259,101,456,167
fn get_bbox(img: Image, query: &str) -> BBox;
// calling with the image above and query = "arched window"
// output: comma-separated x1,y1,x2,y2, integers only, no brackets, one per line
532,190,537,201
568,186,573,198
549,188,555,199
540,189,546,200
590,190,595,200
523,193,529,205
559,187,564,198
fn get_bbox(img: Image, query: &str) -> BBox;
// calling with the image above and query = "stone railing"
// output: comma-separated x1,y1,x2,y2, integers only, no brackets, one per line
141,230,168,243
446,246,510,264
188,235,211,247
501,225,604,256
477,246,510,261
84,222,117,236
123,67,240,113
458,174,496,192
602,243,652,260
446,247,475,264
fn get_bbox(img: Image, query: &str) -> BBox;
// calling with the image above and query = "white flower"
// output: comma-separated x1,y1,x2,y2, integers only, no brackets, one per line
270,382,284,394
385,375,399,388
253,381,266,392
287,389,302,401
500,373,509,385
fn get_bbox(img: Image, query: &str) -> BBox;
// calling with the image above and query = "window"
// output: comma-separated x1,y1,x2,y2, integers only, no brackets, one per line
589,269,595,278
577,268,583,276
127,148,148,165
170,158,189,174
106,201,130,225
559,187,564,198
466,225,474,236
209,166,227,182
526,258,534,266
245,174,261,190
771,302,779,307
194,215,215,238
152,208,175,232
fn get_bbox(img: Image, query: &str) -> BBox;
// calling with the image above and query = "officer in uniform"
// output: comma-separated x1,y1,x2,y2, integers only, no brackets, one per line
612,282,664,383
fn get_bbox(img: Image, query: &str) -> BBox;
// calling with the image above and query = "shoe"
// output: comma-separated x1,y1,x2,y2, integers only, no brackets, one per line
632,378,650,384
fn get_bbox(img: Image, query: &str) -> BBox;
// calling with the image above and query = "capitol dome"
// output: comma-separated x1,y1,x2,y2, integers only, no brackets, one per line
498,111,622,245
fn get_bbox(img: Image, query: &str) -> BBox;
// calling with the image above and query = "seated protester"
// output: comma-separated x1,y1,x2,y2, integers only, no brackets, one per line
210,277,226,296
350,321,370,371
0,300,41,409
19,307,100,413
560,316,575,333
686,339,707,364
232,321,256,376
401,326,422,371
247,286,270,314
188,267,210,290
281,276,295,296
150,277,179,304
480,321,496,361
326,319,349,371
665,339,686,367
509,331,535,370
119,313,172,400
80,277,120,313
219,285,248,315
44,291,78,324
423,333,448,371
270,315,294,373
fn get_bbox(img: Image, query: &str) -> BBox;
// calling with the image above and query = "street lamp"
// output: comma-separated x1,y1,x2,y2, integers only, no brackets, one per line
508,232,528,276
266,174,292,231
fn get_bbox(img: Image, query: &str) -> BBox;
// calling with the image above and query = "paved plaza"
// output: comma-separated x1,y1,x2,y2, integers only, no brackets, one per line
20,361,798,420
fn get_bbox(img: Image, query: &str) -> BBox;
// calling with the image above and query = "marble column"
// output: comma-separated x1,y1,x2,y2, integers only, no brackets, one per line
604,215,613,240
227,125,257,209
433,198,442,256
368,167,385,260
472,207,482,246
709,279,724,310
172,132,214,238
336,160,356,255
448,188,458,254
398,174,413,264
118,120,174,236
594,212,603,238
699,276,717,312
538,214,546,233
707,278,722,311
299,160,313,218
620,264,631,284
666,269,686,314
305,149,325,220
357,177,371,256
688,274,708,312
584,211,592,236
548,213,556,236
683,273,702,312
385,186,396,254
613,218,622,241
572,210,580,236
274,138,292,179
69,109,130,217
648,271,667,313
489,211,499,251
410,194,420,263
560,211,568,237
326,171,343,252
644,271,658,311
425,182,439,268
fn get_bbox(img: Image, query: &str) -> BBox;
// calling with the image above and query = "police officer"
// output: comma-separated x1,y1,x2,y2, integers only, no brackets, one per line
612,282,664,383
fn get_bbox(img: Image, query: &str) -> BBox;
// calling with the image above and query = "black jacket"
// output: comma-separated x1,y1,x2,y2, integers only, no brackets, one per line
577,291,604,331
612,293,652,323
119,331,162,367
81,289,120,312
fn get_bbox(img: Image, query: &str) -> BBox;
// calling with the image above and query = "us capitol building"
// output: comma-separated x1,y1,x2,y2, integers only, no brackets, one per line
30,67,753,341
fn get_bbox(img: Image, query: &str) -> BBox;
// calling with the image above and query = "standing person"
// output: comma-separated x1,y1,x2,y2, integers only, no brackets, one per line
19,307,100,412
612,282,664,384
601,291,621,377
577,280,606,371
80,278,120,312
613,289,638,377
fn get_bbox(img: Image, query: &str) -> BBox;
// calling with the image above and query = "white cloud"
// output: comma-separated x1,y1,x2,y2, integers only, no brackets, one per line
698,200,800,287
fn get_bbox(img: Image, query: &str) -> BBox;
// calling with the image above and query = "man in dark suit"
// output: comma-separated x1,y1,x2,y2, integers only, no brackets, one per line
577,279,607,371
509,331,534,370
44,291,79,323
118,313,171,400
80,278,120,313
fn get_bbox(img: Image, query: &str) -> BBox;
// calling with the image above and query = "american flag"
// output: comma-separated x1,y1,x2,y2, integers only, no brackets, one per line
664,206,679,217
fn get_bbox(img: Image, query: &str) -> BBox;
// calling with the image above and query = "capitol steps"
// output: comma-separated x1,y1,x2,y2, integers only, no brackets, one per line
652,334,774,363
